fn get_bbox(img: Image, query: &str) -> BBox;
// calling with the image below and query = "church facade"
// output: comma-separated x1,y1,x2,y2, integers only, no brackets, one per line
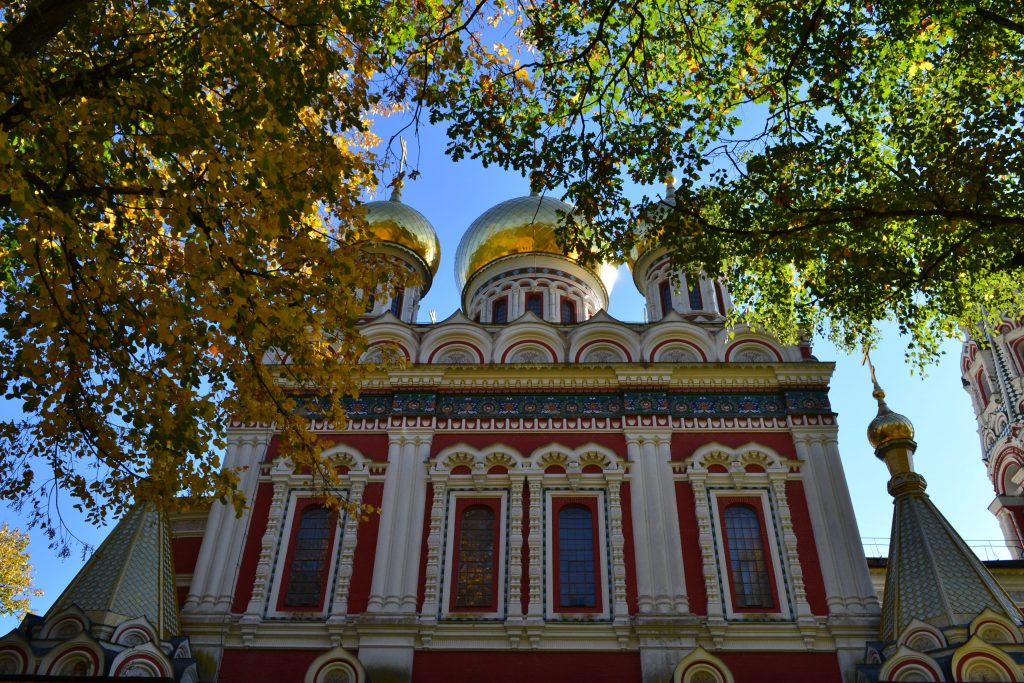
3,189,1024,682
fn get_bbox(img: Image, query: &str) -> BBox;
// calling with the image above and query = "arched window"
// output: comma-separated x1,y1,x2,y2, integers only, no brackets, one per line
453,505,497,609
283,506,335,608
714,282,726,316
659,280,673,317
492,297,508,324
722,504,774,609
687,277,703,310
556,504,598,610
389,288,405,317
525,292,544,317
560,297,577,324
976,369,990,407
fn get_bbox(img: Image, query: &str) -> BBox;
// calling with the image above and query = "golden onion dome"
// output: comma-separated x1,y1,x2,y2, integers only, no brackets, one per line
455,195,617,293
626,177,677,276
359,193,440,280
867,385,916,450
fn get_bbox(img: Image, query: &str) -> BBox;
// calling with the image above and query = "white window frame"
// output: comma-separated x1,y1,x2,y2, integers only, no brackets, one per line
440,489,508,619
708,489,790,620
544,490,610,620
266,488,346,617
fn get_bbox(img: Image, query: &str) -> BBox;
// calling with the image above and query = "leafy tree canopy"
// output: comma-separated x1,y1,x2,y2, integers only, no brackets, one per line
1,0,1021,527
429,0,1024,362
0,0,444,527
0,523,41,616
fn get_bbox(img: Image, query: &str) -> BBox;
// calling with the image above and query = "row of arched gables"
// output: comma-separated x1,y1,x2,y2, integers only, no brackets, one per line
263,311,800,366
0,608,196,680
866,610,1024,682
293,644,739,683
321,440,795,481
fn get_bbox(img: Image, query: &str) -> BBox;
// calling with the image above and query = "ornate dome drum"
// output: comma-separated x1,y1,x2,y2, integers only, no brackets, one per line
356,192,440,322
455,195,617,324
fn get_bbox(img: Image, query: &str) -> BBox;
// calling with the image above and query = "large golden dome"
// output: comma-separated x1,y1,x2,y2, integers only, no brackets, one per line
455,195,616,292
359,196,440,279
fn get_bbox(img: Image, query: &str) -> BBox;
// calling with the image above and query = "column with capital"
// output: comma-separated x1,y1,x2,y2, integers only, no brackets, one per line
359,428,433,683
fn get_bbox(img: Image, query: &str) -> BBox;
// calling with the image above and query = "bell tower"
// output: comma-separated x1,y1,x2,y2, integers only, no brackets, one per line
961,317,1024,556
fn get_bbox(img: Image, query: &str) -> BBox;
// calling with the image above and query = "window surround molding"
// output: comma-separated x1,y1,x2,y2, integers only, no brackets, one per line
680,442,813,627
544,490,611,620
421,442,628,627
266,491,345,616
241,447,372,632
440,491,509,619
304,646,366,683
673,647,735,683
878,646,945,683
708,490,787,619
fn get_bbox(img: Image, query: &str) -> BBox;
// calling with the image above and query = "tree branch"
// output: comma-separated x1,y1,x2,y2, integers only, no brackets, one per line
3,0,93,59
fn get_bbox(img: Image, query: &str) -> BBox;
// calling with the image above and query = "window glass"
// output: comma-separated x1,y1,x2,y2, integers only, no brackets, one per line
560,298,577,324
558,504,596,608
389,288,404,316
659,280,673,316
493,297,508,324
723,504,773,608
687,277,703,310
284,507,333,607
454,506,496,608
525,292,544,317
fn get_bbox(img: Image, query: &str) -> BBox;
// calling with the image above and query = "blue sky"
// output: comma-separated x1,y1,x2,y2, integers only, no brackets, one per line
0,125,1002,634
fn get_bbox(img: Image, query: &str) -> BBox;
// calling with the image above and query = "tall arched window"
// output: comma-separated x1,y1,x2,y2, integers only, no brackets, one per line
659,280,673,317
389,288,405,316
560,297,577,324
492,296,509,324
283,506,335,608
687,277,703,311
714,282,726,316
556,504,598,609
525,292,544,317
453,505,497,609
722,504,774,609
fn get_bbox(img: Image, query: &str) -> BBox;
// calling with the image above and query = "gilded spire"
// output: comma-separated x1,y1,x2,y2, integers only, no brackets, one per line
864,348,1023,642
390,137,407,202
863,350,915,460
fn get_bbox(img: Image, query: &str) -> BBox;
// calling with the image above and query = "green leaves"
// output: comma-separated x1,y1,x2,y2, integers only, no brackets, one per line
429,0,1024,363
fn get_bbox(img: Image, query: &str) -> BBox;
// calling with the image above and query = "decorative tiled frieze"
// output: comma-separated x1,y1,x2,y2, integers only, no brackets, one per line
294,390,832,422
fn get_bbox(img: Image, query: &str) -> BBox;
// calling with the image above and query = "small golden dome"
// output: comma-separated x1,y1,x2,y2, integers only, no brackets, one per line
454,195,616,293
625,177,677,274
359,196,440,279
867,386,916,449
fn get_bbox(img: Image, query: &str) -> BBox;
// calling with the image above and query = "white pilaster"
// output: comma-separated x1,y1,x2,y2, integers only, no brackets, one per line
185,429,271,614
793,430,879,615
367,438,403,612
367,431,433,614
526,478,544,619
507,476,526,619
329,469,368,618
626,432,687,614
626,435,656,614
